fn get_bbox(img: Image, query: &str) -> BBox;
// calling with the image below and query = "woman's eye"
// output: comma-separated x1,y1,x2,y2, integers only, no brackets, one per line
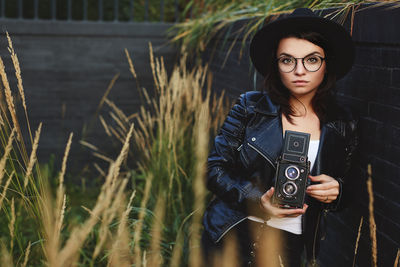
306,56,319,64
281,57,293,64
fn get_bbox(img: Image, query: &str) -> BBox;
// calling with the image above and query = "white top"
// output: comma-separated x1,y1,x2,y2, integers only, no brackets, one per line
248,140,320,235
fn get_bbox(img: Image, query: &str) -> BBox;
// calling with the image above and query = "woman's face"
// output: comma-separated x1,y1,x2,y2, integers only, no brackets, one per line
276,37,326,98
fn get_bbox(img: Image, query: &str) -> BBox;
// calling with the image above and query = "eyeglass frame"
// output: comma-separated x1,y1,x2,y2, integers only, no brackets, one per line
276,55,326,73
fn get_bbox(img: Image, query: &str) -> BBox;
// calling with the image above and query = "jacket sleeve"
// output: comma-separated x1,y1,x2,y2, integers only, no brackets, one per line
325,118,361,211
206,93,268,219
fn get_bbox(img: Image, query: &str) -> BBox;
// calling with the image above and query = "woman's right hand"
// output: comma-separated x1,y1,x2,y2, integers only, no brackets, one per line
260,187,308,218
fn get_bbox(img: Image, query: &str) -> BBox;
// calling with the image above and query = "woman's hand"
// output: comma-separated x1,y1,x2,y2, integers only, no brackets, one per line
260,187,308,218
306,174,339,203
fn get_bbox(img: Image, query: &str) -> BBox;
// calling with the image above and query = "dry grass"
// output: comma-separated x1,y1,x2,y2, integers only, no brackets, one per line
8,197,15,251
24,122,42,188
394,248,400,267
0,57,21,142
352,216,363,267
0,127,15,186
0,171,14,209
87,44,230,266
367,164,378,267
172,0,400,57
0,30,227,267
21,241,31,267
0,242,13,267
42,125,133,267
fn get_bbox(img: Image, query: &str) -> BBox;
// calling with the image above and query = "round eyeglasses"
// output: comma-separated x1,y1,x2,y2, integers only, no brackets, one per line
277,55,326,73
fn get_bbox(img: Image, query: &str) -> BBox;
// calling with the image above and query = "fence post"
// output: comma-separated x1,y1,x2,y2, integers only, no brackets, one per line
0,0,4,18
98,0,103,21
130,0,134,22
175,0,179,22
18,0,23,19
84,0,87,20
160,0,164,22
51,0,56,20
145,0,149,21
34,0,39,19
67,0,72,20
114,0,119,21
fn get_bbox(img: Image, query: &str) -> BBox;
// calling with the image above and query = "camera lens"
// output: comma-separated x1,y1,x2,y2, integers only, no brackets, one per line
285,166,300,180
283,182,297,196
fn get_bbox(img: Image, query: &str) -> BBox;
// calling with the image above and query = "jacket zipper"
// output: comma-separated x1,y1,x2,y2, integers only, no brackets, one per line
247,142,276,170
216,217,247,243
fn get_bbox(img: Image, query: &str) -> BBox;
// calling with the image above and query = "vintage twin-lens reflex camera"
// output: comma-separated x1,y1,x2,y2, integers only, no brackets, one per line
272,130,311,209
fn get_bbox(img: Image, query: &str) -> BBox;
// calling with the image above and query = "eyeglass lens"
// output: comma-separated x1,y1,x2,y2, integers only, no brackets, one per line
278,55,323,72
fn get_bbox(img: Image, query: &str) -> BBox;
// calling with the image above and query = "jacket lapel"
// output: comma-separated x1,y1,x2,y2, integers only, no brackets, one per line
248,93,345,172
246,94,283,165
247,115,283,166
311,121,345,176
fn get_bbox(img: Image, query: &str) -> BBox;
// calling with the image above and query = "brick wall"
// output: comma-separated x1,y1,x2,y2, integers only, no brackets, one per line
202,5,400,267
0,20,177,174
322,5,400,267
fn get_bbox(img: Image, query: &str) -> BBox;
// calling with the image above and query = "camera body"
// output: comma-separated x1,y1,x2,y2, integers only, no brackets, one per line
272,130,311,209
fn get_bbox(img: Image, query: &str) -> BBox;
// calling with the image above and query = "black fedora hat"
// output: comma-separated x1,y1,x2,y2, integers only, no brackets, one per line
250,8,355,80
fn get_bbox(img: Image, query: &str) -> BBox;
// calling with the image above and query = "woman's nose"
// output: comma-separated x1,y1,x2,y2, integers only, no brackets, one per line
294,59,306,75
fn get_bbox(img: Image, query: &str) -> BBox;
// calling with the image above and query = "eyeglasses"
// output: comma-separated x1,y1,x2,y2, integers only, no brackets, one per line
277,55,326,73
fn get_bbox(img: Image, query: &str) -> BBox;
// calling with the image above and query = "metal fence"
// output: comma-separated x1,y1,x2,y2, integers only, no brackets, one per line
0,0,184,22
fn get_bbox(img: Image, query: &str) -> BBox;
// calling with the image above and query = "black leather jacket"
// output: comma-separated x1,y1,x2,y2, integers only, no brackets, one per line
203,91,359,261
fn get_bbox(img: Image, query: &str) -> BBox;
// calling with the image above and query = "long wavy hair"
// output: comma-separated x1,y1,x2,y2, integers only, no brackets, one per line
263,31,337,125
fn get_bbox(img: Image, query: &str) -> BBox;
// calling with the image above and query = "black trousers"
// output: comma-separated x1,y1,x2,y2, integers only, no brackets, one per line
202,219,305,267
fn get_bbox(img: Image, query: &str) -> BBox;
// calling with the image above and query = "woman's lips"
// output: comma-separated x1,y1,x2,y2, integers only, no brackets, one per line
293,80,309,86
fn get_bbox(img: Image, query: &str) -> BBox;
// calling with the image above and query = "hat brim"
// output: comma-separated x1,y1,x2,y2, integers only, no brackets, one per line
250,15,355,80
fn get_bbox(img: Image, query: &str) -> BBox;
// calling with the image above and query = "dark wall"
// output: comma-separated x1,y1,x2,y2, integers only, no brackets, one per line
202,5,400,267
0,19,178,175
322,5,400,267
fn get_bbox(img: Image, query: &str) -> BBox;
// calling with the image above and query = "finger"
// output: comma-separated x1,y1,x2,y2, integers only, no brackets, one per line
309,174,332,183
307,189,339,197
272,204,308,218
307,181,338,191
307,183,330,191
276,207,307,216
266,187,274,197
261,187,274,202
308,175,325,182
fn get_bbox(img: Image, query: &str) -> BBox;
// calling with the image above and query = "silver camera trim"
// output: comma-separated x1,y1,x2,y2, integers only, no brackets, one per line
282,181,298,196
285,165,300,180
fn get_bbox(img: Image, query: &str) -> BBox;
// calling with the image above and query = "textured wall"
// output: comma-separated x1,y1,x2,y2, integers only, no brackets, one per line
0,20,177,174
323,5,400,267
202,5,400,267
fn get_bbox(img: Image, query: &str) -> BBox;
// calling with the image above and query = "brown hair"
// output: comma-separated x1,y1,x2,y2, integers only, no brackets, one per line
263,31,337,125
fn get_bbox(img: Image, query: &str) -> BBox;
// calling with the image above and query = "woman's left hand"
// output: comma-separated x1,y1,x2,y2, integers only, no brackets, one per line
306,174,339,203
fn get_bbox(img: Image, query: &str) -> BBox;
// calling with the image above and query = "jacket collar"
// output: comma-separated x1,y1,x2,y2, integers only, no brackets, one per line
253,93,279,116
250,93,345,174
253,93,344,134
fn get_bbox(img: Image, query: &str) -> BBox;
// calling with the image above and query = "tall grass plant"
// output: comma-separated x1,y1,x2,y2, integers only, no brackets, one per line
0,30,229,266
171,0,400,58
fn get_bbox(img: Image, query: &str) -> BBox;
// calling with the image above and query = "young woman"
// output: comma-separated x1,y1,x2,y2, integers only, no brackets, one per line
202,8,359,267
